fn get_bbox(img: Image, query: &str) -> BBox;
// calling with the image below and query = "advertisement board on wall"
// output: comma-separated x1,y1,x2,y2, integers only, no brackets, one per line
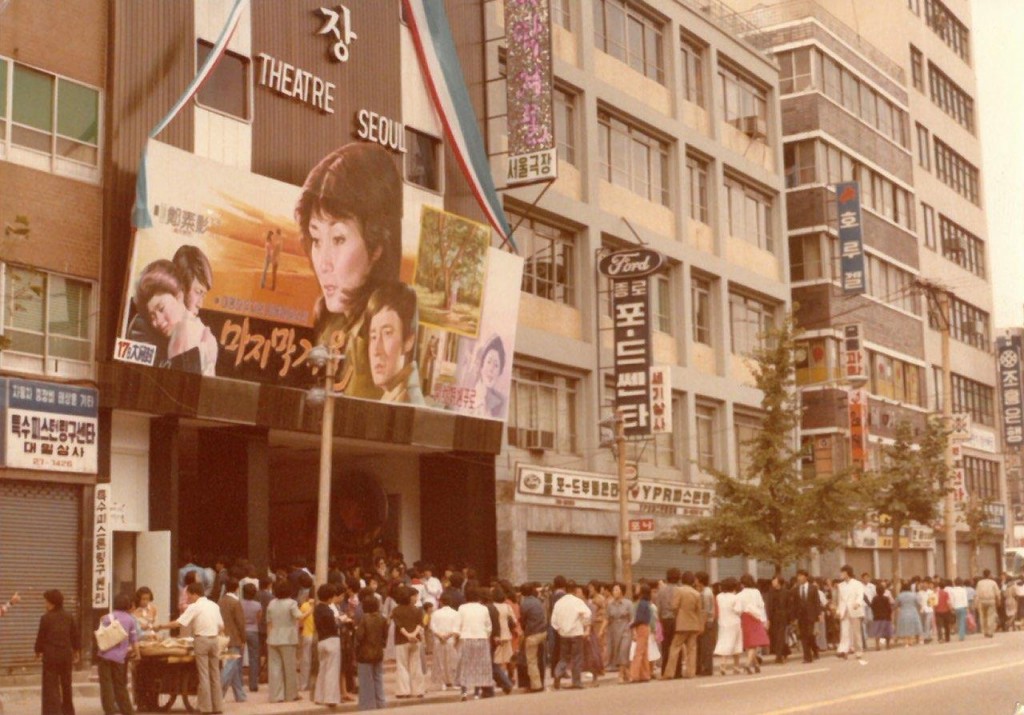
117,140,522,421
996,335,1023,447
836,182,866,295
0,378,98,474
504,0,557,187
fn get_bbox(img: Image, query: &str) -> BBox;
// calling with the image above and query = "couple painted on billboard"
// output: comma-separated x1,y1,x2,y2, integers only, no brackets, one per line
296,142,423,404
129,245,218,376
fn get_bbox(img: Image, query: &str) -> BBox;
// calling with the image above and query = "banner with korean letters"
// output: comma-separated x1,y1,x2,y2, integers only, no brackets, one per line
836,182,866,295
0,378,98,474
996,335,1023,447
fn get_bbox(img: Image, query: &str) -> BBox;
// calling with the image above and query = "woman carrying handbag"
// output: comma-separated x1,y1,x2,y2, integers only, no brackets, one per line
96,594,141,715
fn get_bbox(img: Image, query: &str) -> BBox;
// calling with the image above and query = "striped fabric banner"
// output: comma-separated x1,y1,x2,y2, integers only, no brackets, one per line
135,0,247,229
402,0,517,252
149,0,248,140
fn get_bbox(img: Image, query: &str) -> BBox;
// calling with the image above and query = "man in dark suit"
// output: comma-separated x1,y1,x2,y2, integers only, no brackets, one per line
218,577,248,703
791,569,821,662
34,589,79,715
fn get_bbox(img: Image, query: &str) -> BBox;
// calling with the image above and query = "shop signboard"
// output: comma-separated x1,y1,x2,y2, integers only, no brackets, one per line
504,0,556,187
996,335,1023,447
0,378,98,474
116,140,523,422
650,366,672,434
843,323,866,382
836,182,865,295
848,388,868,470
515,464,714,517
92,484,112,609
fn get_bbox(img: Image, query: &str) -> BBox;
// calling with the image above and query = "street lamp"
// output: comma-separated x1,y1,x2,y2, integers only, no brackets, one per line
306,344,344,589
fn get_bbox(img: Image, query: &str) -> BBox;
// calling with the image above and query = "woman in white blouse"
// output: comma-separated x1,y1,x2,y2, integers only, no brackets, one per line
713,578,743,675
455,586,494,700
734,574,769,674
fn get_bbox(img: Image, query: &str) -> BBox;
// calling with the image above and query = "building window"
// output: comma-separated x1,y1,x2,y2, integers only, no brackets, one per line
650,271,672,334
778,47,813,95
725,178,773,251
916,123,930,170
735,412,762,476
930,295,989,350
624,392,679,468
866,254,920,315
964,456,999,501
868,351,923,406
795,337,841,385
680,35,705,106
719,64,768,137
939,371,995,426
405,128,442,192
2,58,101,179
598,111,670,205
692,275,711,346
933,138,980,205
910,46,924,91
508,211,575,305
686,154,709,223
553,88,577,165
783,139,817,188
695,402,717,472
593,0,665,84
938,214,985,277
551,0,571,30
508,366,579,453
2,264,93,376
928,61,975,133
924,0,970,63
729,292,773,355
196,40,249,120
922,203,937,250
789,233,825,282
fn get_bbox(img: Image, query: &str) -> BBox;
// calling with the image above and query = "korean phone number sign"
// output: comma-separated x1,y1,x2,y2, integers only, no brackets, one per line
0,378,98,474
836,182,866,295
599,249,665,438
997,335,1023,447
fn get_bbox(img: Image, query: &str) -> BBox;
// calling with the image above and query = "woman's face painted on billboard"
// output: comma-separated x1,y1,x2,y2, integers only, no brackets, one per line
480,346,502,388
146,291,187,338
308,211,381,316
184,279,208,315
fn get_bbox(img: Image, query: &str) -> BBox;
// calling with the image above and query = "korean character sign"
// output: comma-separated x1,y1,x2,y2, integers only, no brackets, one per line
843,323,866,382
504,0,557,187
598,248,665,438
835,182,866,295
93,485,112,609
997,335,1024,447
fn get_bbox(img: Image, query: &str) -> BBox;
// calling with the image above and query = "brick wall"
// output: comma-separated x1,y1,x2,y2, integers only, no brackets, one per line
0,0,107,87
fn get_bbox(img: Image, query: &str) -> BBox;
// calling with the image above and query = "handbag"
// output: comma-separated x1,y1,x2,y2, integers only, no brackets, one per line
95,615,129,652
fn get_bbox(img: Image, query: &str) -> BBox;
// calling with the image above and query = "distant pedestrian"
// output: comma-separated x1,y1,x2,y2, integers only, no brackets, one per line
975,570,1001,638
736,574,769,674
836,566,866,662
894,584,922,646
456,585,495,700
355,594,389,710
241,583,262,692
35,589,80,715
628,584,654,683
266,579,304,702
312,585,342,706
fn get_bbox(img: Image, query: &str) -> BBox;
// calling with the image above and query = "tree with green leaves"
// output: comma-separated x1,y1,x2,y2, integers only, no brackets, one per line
862,418,951,589
675,316,863,576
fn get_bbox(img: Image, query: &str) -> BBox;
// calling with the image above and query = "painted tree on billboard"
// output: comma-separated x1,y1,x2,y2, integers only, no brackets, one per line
413,205,489,338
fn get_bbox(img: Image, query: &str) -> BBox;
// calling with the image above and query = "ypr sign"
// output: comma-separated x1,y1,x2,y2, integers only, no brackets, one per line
836,182,866,295
600,249,665,437
505,0,557,187
997,335,1023,447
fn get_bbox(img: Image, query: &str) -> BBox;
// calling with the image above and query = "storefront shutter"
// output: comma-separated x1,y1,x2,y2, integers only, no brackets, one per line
0,480,82,668
526,533,615,584
633,542,707,582
716,555,746,579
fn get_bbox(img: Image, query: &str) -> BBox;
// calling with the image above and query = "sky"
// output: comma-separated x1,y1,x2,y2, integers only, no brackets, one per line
973,0,1024,328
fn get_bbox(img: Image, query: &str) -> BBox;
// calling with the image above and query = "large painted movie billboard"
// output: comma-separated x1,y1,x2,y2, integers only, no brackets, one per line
116,139,522,421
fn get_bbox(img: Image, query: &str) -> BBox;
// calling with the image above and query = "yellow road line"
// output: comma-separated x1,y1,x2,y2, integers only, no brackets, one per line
699,668,830,689
760,661,1024,714
928,643,999,657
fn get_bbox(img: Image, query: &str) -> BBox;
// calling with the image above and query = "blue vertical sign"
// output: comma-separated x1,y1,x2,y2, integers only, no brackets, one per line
836,181,866,295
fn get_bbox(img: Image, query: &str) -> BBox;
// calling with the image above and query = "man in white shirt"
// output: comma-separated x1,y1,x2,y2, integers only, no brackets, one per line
917,579,936,643
429,594,461,690
550,582,591,690
837,565,866,664
950,578,970,641
158,582,225,715
422,563,443,609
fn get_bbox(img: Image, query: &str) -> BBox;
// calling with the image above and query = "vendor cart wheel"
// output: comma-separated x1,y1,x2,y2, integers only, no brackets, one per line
179,666,197,713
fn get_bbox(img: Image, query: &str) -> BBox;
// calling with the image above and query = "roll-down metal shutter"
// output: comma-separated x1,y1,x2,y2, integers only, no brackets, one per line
526,533,615,584
0,480,82,668
634,542,707,581
716,556,746,579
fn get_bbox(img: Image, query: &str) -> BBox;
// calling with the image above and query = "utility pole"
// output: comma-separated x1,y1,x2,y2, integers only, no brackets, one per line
616,413,633,596
918,279,957,578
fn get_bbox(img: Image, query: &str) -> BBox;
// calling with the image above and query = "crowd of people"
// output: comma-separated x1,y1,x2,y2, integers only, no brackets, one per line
13,552,1023,715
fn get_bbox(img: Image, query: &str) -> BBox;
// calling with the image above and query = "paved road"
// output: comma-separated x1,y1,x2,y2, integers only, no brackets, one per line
404,632,1024,715
6,632,1022,714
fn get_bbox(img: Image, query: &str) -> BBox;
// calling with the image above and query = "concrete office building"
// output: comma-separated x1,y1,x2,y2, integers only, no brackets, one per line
735,0,1005,577
485,0,790,583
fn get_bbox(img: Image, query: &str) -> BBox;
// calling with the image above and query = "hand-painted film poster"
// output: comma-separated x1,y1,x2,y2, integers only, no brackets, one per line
505,0,556,187
117,139,523,421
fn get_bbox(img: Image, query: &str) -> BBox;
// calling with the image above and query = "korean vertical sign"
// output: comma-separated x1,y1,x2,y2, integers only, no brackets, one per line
848,388,868,471
997,335,1023,448
505,0,557,186
93,485,111,608
836,182,866,295
599,249,665,438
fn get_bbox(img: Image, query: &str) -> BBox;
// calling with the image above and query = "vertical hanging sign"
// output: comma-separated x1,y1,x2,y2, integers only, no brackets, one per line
997,335,1023,447
843,323,866,382
599,249,665,437
650,366,672,434
505,0,557,186
848,388,869,470
92,484,112,609
836,182,866,295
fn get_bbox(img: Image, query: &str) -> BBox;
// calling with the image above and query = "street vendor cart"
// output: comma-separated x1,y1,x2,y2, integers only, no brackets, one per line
132,638,235,713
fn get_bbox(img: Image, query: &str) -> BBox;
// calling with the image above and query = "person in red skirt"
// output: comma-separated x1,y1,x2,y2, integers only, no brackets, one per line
735,574,769,674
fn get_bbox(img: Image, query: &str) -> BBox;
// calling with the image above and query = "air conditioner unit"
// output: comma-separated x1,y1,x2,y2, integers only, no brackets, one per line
739,115,768,140
964,320,986,337
524,430,555,451
942,236,967,254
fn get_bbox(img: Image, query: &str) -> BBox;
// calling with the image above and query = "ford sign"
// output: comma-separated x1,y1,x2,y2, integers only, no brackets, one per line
598,248,665,279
